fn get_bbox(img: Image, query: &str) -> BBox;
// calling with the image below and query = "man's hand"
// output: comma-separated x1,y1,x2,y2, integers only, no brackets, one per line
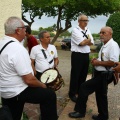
91,58,100,66
91,58,97,63
40,82,47,88
112,62,120,73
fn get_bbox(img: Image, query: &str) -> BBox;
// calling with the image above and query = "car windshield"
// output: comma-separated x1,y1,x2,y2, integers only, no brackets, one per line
62,38,71,42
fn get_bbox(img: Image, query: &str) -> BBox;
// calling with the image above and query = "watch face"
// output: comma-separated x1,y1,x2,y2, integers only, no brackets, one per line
41,69,58,83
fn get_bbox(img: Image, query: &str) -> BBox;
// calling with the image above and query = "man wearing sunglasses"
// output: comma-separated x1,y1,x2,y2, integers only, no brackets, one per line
0,16,58,120
69,14,94,102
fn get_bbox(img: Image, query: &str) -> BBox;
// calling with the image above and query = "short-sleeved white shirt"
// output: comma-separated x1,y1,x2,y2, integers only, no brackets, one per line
95,38,120,71
71,26,94,53
30,44,58,73
0,36,33,98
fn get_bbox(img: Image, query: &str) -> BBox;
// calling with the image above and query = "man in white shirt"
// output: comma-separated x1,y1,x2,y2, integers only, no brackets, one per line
69,27,119,120
0,16,58,120
69,14,94,102
30,31,59,80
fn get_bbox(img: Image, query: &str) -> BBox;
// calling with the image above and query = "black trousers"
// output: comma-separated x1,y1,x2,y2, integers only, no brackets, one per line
69,52,89,97
36,71,42,80
74,70,113,119
2,87,58,120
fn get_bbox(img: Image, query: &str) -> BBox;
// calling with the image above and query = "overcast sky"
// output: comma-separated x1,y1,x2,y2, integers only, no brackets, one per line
25,14,109,34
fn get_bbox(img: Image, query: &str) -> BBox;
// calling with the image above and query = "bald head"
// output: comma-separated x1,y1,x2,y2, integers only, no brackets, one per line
101,26,113,35
99,26,113,44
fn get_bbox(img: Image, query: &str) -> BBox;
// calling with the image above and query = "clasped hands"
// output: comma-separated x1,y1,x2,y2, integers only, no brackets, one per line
91,58,99,66
112,62,120,73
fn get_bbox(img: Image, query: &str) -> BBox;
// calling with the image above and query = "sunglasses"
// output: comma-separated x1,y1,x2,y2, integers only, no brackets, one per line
99,32,106,35
17,26,26,29
80,20,89,22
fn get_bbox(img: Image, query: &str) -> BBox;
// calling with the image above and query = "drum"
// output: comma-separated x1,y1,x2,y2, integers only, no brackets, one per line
40,68,64,91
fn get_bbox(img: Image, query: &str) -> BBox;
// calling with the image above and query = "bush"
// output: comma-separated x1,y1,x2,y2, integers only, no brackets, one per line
88,53,98,74
106,12,120,46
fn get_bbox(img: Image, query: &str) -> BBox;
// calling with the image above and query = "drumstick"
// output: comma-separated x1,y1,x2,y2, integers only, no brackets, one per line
45,75,50,84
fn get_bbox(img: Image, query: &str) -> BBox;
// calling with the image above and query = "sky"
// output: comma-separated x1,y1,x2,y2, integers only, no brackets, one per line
25,13,109,34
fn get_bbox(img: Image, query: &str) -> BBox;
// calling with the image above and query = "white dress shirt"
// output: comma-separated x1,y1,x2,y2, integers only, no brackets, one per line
95,38,120,71
30,44,58,73
71,25,94,53
0,36,33,98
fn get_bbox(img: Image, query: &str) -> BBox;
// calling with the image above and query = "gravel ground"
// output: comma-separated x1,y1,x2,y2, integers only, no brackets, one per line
24,49,120,120
56,50,71,115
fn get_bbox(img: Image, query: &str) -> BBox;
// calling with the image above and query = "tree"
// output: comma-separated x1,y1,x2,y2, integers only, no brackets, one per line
22,0,120,44
38,24,56,32
60,30,71,37
106,12,120,46
32,30,39,35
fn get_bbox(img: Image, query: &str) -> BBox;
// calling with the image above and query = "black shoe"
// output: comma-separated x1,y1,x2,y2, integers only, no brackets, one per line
92,115,108,120
68,112,85,118
69,96,77,102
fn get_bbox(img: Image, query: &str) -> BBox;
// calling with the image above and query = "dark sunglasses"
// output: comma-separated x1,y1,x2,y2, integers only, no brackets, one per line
99,32,106,35
17,26,26,29
80,20,89,22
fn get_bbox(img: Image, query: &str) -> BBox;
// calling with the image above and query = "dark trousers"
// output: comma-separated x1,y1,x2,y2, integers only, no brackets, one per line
2,87,58,120
74,70,113,119
69,52,89,97
36,71,42,80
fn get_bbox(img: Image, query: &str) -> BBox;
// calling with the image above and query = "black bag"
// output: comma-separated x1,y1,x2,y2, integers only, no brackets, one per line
102,71,114,84
0,106,13,120
113,72,119,85
102,71,119,85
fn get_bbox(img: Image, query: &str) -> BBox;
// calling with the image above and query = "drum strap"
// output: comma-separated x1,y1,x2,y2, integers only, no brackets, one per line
41,49,47,59
41,49,53,64
0,40,14,54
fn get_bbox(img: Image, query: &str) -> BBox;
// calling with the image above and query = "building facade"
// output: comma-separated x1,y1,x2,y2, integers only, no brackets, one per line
0,0,22,38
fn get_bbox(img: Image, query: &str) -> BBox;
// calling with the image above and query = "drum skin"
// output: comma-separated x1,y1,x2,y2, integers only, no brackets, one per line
40,68,64,91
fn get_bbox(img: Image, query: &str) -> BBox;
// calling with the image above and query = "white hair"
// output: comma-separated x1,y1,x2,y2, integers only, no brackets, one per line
78,14,88,21
4,16,23,34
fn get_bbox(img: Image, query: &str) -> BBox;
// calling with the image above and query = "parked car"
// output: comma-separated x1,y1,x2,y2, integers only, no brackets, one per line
33,35,39,41
61,38,71,50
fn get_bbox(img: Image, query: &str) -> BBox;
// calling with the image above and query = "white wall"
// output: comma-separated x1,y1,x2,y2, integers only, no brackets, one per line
0,0,22,108
0,0,22,38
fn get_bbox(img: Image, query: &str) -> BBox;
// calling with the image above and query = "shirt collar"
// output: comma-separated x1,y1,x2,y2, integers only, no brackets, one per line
76,25,88,32
4,35,20,43
39,43,50,50
103,38,113,48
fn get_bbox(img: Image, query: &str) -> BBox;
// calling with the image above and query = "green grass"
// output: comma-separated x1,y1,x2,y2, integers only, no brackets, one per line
22,112,28,120
88,53,98,74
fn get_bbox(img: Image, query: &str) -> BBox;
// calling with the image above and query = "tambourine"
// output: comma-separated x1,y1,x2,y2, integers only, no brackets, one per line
40,68,65,91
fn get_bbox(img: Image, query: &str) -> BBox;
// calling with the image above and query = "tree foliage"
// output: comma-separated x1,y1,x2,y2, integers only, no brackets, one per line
60,30,71,37
39,24,57,32
106,12,120,46
22,0,120,44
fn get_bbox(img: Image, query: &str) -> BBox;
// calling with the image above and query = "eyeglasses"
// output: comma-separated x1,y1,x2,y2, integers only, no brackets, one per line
80,20,89,22
99,32,106,35
17,26,26,29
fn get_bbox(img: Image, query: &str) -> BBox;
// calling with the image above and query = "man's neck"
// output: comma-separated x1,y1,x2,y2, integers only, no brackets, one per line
79,25,85,30
41,43,48,49
6,34,21,42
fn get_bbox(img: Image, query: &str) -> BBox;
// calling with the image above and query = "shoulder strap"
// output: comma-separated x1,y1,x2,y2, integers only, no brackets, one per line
0,41,14,54
100,47,110,70
41,49,53,64
81,30,88,39
41,49,47,59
